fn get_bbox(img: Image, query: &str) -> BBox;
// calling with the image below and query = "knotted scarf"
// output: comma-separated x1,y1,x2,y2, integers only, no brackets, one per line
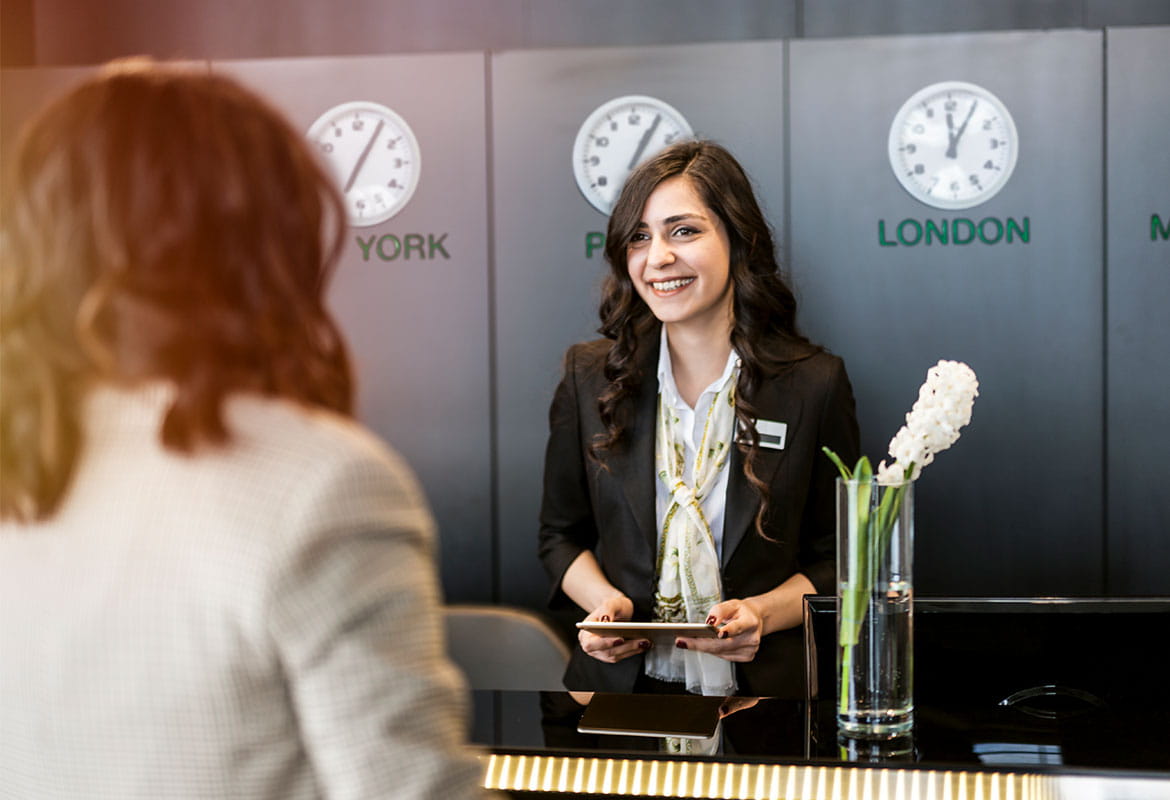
644,362,740,696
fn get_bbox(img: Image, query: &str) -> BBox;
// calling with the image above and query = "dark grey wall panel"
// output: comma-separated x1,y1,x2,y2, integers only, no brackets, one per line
803,0,1085,37
28,0,528,65
1087,1,1170,27
790,31,1104,595
32,0,1170,69
215,55,493,602
24,0,795,67
1105,27,1170,595
523,1,797,47
491,41,786,609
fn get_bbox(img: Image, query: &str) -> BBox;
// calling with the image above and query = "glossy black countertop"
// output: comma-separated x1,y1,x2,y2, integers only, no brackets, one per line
471,688,1170,769
471,598,1170,797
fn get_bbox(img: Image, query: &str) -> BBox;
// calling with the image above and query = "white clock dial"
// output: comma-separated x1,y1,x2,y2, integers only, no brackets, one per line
888,81,1018,211
572,94,693,215
307,101,421,226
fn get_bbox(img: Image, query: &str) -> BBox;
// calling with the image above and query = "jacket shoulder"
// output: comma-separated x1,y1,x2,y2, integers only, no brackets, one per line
798,349,848,379
759,337,847,379
562,338,614,381
784,350,851,401
566,337,612,364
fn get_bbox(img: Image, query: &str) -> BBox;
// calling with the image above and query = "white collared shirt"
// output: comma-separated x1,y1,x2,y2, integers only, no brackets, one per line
654,326,739,560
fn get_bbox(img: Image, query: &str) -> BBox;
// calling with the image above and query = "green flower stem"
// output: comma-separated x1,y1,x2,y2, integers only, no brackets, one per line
823,448,854,481
838,463,871,716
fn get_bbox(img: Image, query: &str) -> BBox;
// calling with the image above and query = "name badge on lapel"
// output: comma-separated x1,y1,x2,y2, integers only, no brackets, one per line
738,419,788,450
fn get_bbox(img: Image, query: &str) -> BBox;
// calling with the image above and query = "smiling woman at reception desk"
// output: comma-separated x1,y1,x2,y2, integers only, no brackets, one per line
539,141,860,699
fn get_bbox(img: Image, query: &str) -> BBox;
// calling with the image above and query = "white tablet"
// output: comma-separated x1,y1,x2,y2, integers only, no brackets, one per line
575,621,718,639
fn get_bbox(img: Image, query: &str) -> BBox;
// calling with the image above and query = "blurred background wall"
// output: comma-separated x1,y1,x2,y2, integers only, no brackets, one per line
3,1,1168,612
5,1,1170,66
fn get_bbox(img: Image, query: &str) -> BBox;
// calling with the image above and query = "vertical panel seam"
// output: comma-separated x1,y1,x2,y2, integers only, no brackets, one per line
1100,29,1110,595
485,50,501,605
782,38,792,271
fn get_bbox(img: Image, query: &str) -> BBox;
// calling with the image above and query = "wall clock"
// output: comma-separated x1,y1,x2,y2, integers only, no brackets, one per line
307,100,421,226
888,81,1018,210
572,94,693,215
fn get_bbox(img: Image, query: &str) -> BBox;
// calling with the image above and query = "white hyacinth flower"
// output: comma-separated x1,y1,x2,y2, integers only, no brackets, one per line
877,360,979,485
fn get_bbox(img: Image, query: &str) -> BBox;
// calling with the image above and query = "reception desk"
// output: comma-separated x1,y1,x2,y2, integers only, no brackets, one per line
471,598,1170,798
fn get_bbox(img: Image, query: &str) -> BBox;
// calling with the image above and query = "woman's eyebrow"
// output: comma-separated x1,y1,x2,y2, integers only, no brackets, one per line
637,212,705,228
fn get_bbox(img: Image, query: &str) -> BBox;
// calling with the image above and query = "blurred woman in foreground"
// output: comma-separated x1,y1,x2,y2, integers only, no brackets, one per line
0,60,489,800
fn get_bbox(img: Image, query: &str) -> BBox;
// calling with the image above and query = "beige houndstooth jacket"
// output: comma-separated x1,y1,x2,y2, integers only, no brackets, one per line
0,384,490,800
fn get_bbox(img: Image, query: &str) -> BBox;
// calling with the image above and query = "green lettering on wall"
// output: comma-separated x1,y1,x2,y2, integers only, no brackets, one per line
377,234,401,260
978,217,1004,245
428,233,450,259
953,218,976,245
355,235,376,261
925,219,948,245
1153,214,1170,241
1007,217,1030,244
359,233,451,261
897,219,923,246
876,216,1031,247
586,231,606,258
403,234,425,259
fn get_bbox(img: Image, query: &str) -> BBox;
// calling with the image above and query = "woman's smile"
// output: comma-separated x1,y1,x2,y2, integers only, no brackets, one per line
650,276,696,294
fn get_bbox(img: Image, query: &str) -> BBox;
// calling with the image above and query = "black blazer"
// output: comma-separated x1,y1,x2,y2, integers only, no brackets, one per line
538,332,860,697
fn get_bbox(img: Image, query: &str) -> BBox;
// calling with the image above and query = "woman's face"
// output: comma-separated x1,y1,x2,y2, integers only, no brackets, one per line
626,175,733,335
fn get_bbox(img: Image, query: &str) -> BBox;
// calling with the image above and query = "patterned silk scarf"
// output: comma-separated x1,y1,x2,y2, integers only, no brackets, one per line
644,362,740,696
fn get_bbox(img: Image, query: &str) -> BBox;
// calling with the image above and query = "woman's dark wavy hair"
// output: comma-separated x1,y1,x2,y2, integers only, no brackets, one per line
594,139,819,538
1,60,352,522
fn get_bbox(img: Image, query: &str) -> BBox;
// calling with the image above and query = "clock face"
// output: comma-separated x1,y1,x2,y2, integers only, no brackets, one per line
307,101,421,226
888,81,1018,211
572,94,693,215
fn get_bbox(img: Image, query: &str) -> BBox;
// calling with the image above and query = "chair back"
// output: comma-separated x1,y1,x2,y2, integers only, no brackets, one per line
444,604,571,691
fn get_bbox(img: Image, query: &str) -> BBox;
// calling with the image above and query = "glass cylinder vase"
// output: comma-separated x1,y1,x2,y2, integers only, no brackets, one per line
836,477,914,739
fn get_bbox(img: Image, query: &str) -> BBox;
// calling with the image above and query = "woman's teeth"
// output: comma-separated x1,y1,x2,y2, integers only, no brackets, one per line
653,277,694,292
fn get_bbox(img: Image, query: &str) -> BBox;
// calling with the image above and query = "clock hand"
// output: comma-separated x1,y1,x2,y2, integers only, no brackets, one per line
627,113,662,171
945,111,958,156
344,119,385,193
945,100,979,159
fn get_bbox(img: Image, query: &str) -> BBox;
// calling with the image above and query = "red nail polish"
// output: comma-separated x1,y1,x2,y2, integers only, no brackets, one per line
638,640,651,650
676,640,688,650
718,630,729,640
600,615,610,622
705,616,716,626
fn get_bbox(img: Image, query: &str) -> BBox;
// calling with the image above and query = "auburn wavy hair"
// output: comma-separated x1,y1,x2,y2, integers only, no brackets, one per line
593,139,820,538
1,60,352,522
